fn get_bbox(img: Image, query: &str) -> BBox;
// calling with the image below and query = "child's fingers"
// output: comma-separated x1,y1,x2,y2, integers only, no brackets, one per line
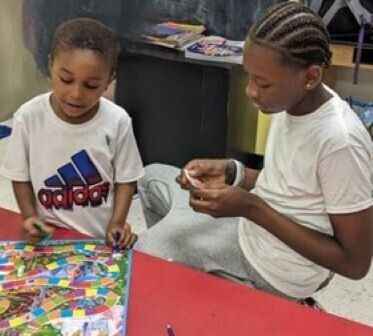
120,232,131,249
128,233,138,248
190,187,209,201
117,231,126,248
184,169,204,188
23,222,42,240
24,220,36,233
25,220,54,239
120,232,137,249
28,227,40,237
107,223,136,249
107,229,120,247
175,172,189,189
28,235,42,244
184,159,203,173
109,227,128,248
22,226,41,243
176,169,203,190
22,228,35,241
120,228,135,248
106,233,114,246
43,225,54,236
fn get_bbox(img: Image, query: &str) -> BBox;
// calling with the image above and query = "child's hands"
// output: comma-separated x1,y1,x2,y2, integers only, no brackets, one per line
189,185,260,219
106,222,137,250
23,217,54,243
176,159,227,190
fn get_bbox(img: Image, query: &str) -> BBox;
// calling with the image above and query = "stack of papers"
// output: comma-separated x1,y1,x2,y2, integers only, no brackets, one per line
184,36,244,65
143,22,206,49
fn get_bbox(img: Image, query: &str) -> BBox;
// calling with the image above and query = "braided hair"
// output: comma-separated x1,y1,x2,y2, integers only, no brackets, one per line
248,2,332,68
50,18,120,74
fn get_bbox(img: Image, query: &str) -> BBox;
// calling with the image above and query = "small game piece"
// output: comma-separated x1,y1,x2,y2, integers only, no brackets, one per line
112,231,121,256
32,222,51,241
17,264,25,278
184,169,203,188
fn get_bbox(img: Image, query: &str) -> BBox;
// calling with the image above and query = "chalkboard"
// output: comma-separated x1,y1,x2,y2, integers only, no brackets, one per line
22,0,285,75
23,0,125,75
136,0,286,39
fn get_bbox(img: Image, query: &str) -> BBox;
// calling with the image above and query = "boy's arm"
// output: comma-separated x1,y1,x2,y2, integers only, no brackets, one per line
190,185,371,279
241,167,260,191
106,182,137,248
12,181,38,219
12,181,54,241
243,198,372,280
108,182,136,227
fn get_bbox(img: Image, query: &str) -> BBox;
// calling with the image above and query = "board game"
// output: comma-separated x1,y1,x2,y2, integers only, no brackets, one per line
0,240,132,335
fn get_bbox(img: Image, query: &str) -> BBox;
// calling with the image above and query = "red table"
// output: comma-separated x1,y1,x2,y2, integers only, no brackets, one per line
0,207,372,335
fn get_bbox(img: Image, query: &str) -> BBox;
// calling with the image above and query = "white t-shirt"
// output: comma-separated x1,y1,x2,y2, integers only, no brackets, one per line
1,93,144,237
239,88,373,298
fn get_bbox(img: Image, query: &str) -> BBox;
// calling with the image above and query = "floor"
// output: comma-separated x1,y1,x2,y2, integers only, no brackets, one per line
0,120,372,327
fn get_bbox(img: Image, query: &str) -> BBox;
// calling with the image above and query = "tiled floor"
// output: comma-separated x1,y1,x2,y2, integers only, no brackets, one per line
0,121,372,327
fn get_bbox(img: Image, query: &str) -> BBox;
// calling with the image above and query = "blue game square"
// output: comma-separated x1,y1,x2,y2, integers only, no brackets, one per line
32,307,45,317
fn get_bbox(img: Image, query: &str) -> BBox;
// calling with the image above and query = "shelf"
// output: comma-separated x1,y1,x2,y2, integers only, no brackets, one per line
330,44,373,70
120,38,236,69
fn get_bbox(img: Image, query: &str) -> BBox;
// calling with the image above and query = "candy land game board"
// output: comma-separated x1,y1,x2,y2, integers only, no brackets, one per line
0,240,132,335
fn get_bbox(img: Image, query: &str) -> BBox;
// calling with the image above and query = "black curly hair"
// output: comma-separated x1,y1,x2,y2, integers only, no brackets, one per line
50,17,120,74
248,2,332,68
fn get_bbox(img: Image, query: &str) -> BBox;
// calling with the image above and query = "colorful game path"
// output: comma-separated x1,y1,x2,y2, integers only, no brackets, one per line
0,241,130,334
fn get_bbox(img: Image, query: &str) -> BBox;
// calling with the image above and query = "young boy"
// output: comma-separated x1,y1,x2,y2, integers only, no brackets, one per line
1,18,144,248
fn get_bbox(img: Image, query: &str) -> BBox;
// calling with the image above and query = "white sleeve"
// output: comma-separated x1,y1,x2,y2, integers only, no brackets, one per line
113,118,144,183
318,145,373,214
0,113,30,181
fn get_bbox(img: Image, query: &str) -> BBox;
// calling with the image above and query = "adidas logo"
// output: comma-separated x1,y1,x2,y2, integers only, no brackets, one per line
37,150,110,210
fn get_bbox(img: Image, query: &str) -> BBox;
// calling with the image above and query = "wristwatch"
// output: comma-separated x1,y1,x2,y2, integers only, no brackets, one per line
225,159,236,185
225,159,246,186
232,160,246,187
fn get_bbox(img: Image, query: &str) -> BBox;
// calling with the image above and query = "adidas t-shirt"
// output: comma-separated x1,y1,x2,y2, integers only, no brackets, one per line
1,93,144,237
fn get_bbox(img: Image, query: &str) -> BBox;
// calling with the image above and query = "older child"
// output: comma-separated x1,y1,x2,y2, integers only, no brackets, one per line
1,18,144,248
135,2,372,300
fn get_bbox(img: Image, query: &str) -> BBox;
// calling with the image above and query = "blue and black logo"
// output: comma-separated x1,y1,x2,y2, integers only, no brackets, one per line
38,150,110,209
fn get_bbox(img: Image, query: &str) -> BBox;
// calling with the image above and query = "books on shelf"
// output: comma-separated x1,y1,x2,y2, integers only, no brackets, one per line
143,21,206,49
184,36,244,65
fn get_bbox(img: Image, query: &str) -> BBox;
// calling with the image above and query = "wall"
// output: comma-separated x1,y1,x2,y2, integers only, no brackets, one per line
0,0,50,122
333,68,373,102
21,0,284,75
1,0,372,133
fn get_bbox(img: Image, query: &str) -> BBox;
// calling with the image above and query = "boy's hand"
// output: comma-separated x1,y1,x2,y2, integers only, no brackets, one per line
23,217,54,243
189,185,258,218
176,159,227,190
106,222,137,250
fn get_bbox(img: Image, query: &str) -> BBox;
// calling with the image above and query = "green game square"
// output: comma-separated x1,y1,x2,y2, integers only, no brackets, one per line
54,297,64,305
37,315,49,324
107,299,117,306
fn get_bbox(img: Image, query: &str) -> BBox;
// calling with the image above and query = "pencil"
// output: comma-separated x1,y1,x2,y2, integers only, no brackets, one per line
166,324,175,336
